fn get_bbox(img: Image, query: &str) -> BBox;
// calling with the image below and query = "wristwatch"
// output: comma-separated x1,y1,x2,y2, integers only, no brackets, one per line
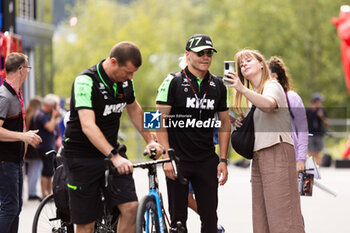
219,158,228,164
107,148,118,160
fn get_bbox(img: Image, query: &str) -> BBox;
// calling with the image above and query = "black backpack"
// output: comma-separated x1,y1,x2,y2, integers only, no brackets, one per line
52,151,70,220
230,106,256,160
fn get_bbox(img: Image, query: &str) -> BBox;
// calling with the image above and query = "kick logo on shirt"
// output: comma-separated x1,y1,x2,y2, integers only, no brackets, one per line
186,97,215,110
103,103,126,116
143,110,161,129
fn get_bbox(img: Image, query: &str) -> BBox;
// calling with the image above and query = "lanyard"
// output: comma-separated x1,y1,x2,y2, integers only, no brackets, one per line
183,69,211,119
5,80,26,131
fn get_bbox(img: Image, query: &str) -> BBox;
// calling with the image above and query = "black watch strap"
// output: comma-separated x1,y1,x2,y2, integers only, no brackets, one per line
219,158,228,164
108,148,118,160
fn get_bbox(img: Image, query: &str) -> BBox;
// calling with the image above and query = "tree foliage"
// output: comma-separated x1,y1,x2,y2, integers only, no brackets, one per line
54,0,350,116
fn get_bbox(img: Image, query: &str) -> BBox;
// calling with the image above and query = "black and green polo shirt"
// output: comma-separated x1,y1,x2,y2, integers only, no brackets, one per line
63,60,135,158
156,67,228,162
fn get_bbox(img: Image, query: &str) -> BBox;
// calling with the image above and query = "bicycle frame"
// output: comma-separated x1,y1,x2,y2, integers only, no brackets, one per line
144,163,167,233
120,146,187,233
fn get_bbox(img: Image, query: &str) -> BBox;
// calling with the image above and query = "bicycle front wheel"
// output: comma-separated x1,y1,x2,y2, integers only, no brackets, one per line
136,195,161,233
32,194,74,233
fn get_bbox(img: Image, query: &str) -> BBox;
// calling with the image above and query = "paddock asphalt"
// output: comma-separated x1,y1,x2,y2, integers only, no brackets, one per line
19,164,350,233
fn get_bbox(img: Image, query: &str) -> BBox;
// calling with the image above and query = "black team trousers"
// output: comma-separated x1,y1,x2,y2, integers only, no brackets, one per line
166,155,219,233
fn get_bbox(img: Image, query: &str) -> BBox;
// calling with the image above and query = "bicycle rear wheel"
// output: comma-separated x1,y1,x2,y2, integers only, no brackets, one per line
136,195,161,233
32,194,74,233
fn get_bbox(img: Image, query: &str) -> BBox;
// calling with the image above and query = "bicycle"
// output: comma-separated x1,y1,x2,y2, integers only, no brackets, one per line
130,148,188,233
32,147,119,233
32,145,185,233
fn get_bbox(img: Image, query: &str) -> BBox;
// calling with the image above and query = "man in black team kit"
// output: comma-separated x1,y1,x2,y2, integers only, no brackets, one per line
62,41,163,233
156,34,231,233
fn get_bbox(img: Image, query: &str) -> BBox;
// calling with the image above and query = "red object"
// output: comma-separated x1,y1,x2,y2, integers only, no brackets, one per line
333,5,350,95
0,32,22,85
342,145,350,159
342,136,350,159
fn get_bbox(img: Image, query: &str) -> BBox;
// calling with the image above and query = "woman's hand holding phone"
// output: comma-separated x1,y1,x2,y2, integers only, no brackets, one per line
224,71,247,94
223,73,235,86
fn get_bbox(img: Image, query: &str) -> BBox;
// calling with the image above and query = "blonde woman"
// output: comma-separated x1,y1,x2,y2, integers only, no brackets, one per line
224,49,304,233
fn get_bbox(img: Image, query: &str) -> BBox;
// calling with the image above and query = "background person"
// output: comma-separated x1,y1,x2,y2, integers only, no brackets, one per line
34,93,61,199
156,34,231,233
57,97,69,141
62,41,163,233
224,49,304,233
268,56,308,173
24,97,43,201
306,92,328,166
0,52,42,233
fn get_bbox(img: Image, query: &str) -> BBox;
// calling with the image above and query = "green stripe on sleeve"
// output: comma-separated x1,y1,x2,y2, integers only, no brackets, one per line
131,80,135,91
156,74,175,102
74,75,93,108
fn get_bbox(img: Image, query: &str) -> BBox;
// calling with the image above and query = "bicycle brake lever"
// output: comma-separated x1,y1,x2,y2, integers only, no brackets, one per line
174,159,188,185
105,169,109,188
45,150,56,157
168,149,188,185
171,159,178,176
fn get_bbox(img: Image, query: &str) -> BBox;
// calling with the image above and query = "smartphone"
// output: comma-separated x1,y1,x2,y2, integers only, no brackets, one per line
223,61,235,85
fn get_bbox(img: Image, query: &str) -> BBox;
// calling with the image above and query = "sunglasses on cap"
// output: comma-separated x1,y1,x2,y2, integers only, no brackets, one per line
194,50,214,57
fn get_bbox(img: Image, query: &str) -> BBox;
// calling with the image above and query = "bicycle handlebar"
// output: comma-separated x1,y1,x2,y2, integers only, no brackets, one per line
45,147,63,169
105,144,188,185
135,148,188,185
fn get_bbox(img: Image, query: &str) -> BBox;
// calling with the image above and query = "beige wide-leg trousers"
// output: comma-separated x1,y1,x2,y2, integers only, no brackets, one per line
251,142,305,233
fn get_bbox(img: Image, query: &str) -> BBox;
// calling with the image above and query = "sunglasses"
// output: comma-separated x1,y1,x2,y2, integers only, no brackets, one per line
194,50,214,57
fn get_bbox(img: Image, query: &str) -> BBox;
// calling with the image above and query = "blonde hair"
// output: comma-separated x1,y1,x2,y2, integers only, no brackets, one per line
233,49,271,113
178,53,187,70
